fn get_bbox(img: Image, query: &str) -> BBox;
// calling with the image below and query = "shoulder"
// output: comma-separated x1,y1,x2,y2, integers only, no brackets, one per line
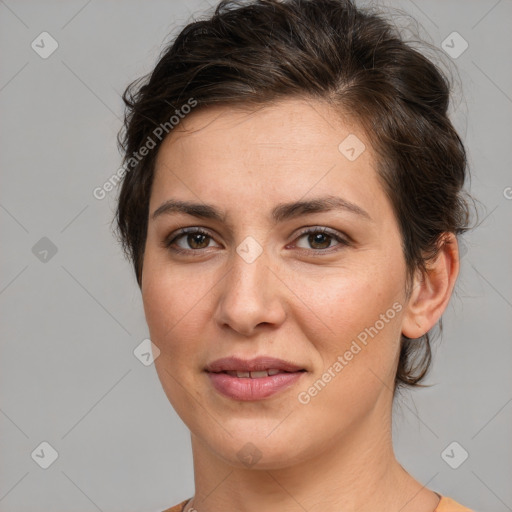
160,498,191,512
436,495,476,512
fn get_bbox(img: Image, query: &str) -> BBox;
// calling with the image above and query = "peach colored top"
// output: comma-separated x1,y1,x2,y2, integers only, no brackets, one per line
161,495,475,512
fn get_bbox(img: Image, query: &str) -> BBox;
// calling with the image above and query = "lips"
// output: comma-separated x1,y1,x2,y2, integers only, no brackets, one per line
205,356,305,374
205,356,306,401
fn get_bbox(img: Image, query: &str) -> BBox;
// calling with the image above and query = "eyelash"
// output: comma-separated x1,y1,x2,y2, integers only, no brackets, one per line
162,226,350,256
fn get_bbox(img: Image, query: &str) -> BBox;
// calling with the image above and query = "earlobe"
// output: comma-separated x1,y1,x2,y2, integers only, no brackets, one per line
401,233,460,339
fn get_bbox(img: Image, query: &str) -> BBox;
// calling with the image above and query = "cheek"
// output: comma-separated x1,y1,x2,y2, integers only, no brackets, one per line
290,260,404,344
141,260,212,419
287,261,406,410
293,274,404,414
141,256,211,358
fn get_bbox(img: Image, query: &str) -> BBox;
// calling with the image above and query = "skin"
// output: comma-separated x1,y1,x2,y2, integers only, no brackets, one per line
141,97,459,512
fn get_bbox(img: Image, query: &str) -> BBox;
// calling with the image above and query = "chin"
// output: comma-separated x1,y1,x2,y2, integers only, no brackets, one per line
196,423,320,471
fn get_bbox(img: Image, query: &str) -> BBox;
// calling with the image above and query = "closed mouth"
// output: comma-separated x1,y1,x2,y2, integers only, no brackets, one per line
205,356,307,374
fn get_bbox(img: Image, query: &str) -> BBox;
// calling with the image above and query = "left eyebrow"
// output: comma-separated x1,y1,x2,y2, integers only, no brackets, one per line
271,195,372,223
151,194,372,223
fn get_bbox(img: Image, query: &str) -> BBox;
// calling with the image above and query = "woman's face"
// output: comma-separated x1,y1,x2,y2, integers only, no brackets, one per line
142,98,410,468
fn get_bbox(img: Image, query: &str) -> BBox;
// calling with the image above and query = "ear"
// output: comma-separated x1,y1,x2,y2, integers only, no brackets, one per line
401,233,460,339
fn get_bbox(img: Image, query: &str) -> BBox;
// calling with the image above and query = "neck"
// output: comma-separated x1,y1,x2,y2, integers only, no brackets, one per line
187,397,439,512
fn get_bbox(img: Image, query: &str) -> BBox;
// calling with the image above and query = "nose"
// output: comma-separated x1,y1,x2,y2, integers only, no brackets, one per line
213,247,287,336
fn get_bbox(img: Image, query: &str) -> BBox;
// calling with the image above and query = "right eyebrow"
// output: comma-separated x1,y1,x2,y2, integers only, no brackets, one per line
151,200,226,223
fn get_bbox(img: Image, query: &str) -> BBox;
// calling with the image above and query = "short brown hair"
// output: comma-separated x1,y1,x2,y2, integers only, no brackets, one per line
115,0,472,391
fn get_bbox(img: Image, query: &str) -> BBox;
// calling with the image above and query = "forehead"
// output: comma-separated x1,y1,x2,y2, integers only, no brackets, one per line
150,98,389,223
159,98,359,157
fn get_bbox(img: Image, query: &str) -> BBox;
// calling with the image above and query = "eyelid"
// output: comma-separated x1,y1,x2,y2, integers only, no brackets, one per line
162,227,220,252
163,225,350,254
291,226,350,250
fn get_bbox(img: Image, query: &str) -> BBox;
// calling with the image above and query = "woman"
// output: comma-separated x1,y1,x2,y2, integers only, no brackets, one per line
115,0,475,510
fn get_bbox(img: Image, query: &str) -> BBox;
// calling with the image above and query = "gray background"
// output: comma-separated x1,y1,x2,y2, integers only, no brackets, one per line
0,0,510,511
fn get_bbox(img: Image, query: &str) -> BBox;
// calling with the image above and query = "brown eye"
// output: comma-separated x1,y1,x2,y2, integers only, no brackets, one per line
186,232,211,249
307,232,332,250
294,228,348,252
164,228,220,252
